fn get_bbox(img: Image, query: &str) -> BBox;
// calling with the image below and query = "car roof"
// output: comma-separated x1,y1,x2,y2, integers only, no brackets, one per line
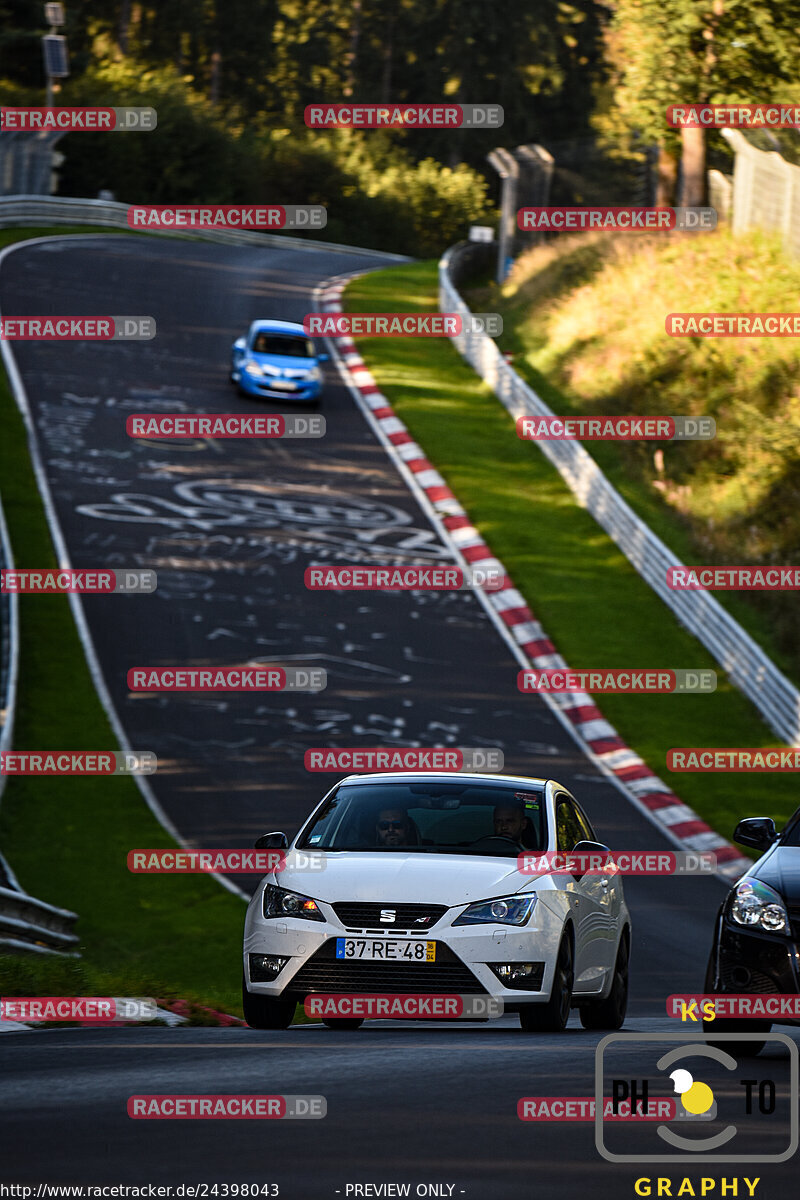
249,319,308,337
336,771,552,789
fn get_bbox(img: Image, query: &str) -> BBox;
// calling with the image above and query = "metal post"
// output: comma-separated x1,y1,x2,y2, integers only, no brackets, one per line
487,147,518,284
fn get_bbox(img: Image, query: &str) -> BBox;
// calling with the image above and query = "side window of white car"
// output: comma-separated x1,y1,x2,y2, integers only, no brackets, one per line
556,798,584,851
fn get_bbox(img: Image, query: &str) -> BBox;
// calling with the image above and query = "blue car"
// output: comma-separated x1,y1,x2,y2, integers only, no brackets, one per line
230,319,328,405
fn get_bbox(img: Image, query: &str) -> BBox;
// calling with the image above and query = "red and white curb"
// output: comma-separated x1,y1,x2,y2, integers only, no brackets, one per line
315,273,751,883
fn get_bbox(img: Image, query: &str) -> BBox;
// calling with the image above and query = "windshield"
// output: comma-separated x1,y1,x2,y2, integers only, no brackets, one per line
251,333,314,358
297,780,546,855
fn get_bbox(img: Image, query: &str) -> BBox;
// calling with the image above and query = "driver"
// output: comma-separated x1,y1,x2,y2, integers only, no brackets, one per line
493,804,528,843
375,808,412,847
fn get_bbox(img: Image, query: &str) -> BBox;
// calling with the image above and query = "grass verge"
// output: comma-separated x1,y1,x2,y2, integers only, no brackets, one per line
343,261,800,841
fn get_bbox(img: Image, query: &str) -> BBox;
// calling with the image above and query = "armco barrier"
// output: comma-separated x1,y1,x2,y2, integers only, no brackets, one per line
0,194,412,261
439,240,800,745
0,490,79,953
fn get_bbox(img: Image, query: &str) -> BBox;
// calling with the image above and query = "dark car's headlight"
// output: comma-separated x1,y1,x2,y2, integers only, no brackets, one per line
729,878,789,934
262,884,325,921
453,894,537,927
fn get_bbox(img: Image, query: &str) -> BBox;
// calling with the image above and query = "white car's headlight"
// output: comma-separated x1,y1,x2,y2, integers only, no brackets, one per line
453,893,537,927
730,878,789,933
263,884,325,922
244,362,264,377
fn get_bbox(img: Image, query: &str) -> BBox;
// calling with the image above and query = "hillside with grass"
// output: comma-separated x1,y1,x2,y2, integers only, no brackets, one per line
469,227,800,681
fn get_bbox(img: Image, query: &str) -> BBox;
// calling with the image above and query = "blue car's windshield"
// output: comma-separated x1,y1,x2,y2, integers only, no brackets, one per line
251,334,314,358
296,780,546,855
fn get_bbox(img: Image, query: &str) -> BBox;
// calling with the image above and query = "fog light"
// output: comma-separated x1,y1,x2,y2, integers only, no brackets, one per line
249,953,290,982
489,961,545,990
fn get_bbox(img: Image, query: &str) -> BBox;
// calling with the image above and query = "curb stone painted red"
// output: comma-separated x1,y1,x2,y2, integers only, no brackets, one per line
317,273,752,883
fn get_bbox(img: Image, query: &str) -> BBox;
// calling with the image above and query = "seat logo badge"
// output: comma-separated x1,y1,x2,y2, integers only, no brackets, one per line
380,909,396,923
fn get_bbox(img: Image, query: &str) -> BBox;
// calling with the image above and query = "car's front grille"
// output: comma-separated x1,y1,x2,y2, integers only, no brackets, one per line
720,963,780,993
286,940,486,995
332,902,448,932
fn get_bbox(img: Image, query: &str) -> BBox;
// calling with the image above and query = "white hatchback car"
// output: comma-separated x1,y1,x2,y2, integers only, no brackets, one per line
242,772,631,1031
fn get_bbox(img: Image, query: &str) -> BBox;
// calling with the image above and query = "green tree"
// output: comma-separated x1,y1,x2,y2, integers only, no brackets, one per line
598,0,800,204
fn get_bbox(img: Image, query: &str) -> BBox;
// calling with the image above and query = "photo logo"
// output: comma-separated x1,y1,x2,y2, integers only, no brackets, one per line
668,749,800,772
595,1032,798,1162
667,105,800,129
304,994,502,1020
127,1095,326,1119
668,566,800,590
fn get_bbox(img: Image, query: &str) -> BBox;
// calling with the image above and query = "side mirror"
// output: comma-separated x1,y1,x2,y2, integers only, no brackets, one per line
317,353,330,362
570,839,611,879
233,337,246,352
733,817,777,852
254,831,289,850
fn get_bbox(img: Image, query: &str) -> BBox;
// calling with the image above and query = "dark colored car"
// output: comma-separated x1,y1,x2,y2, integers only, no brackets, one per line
703,810,800,1053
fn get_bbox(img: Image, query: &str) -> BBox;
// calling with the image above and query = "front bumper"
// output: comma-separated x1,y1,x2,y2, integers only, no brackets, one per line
243,903,567,1009
709,915,800,1024
238,373,321,402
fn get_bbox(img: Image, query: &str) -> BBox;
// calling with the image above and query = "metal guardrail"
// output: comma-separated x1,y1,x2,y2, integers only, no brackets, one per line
0,195,413,260
0,488,79,952
439,240,800,745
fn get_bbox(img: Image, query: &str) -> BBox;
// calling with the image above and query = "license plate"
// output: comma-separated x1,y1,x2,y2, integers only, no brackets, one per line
335,938,436,962
269,380,297,390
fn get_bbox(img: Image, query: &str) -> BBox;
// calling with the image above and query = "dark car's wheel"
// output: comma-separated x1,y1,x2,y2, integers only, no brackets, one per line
701,958,771,1056
241,975,296,1029
520,931,574,1032
579,931,629,1031
322,1018,364,1030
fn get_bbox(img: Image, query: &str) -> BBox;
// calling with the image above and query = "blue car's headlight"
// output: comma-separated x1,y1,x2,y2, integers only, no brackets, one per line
244,362,264,377
729,878,789,934
307,366,322,382
262,884,325,921
453,894,537,927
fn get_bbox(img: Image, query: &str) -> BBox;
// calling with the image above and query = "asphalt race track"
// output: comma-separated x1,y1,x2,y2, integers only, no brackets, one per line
2,235,796,1193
